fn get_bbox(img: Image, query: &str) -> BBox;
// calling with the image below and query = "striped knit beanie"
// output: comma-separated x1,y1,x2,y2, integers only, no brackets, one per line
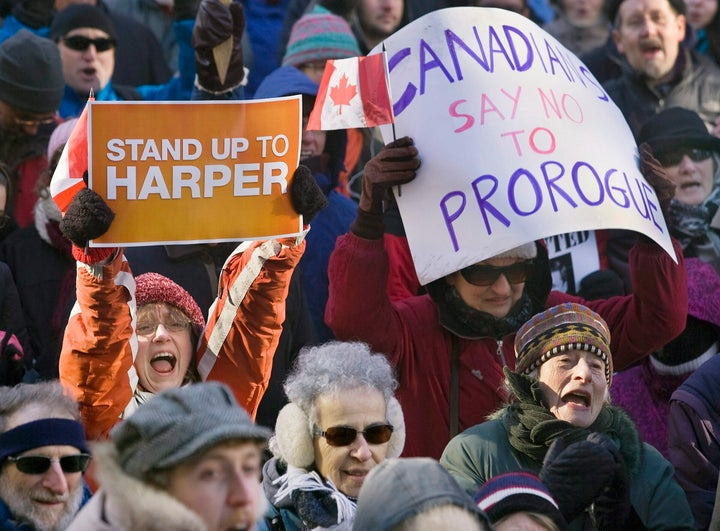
515,303,612,384
135,273,205,331
282,6,361,68
474,471,566,528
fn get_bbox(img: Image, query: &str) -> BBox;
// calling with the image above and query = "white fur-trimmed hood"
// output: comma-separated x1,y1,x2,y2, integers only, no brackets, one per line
68,442,206,531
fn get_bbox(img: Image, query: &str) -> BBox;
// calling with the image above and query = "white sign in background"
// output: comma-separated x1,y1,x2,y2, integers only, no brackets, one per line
372,7,676,286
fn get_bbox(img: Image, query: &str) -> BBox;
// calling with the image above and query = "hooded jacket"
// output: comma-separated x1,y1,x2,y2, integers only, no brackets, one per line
255,66,357,343
67,444,208,531
326,233,687,459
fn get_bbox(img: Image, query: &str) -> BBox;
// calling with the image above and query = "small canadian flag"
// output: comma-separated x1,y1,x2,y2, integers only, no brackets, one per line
50,96,92,214
307,53,394,131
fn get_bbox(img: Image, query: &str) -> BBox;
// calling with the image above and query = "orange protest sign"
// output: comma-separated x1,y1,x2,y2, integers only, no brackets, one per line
88,98,302,246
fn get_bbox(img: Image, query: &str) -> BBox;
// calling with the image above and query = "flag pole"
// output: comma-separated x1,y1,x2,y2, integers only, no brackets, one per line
383,43,401,197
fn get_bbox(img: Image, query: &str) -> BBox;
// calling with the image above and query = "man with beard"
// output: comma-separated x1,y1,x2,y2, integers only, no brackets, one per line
0,381,91,530
603,0,720,136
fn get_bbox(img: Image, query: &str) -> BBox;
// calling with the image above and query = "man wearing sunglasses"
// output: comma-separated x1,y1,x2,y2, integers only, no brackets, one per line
50,3,209,119
0,30,64,228
0,381,91,530
326,136,688,461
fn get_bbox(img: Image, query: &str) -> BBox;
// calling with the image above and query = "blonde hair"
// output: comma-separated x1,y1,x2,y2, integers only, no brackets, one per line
390,505,490,531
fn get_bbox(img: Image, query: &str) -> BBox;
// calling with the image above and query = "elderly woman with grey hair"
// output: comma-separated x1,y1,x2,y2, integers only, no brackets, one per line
257,341,405,531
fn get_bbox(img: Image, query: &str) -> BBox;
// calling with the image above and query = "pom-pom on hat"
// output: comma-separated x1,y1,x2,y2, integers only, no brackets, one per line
110,382,271,479
135,273,205,331
282,5,361,68
49,3,118,42
474,470,566,528
0,29,64,114
515,302,613,384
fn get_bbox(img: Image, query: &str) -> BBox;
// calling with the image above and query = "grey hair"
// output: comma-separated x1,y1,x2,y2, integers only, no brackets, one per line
0,381,81,433
284,341,398,425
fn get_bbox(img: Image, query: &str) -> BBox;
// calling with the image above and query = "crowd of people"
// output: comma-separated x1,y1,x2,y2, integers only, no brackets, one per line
0,0,719,530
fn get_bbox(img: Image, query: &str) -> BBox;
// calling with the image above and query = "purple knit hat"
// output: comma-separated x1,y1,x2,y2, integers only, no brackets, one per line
135,273,205,331
282,6,360,68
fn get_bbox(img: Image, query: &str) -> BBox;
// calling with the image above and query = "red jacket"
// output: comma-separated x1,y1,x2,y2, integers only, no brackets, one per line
326,233,687,459
60,236,305,441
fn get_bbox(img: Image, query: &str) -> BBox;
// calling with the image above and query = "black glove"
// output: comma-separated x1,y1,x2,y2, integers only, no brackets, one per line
359,136,420,214
587,433,631,530
539,434,619,524
173,0,201,20
289,165,327,224
639,142,675,221
193,0,245,93
59,188,115,248
13,0,53,29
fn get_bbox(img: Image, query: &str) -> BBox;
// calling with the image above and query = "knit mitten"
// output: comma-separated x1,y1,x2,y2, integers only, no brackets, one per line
290,165,327,224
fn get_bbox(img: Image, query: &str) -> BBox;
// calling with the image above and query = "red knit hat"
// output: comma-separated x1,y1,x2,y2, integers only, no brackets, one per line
135,273,205,331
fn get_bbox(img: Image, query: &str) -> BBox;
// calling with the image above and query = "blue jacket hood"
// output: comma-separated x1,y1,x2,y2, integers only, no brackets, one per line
253,66,347,194
254,65,319,100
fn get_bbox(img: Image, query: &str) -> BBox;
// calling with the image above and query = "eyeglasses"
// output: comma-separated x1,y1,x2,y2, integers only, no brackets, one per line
136,319,190,337
13,115,57,128
62,35,116,52
459,260,534,286
655,147,713,167
315,423,394,447
6,454,91,475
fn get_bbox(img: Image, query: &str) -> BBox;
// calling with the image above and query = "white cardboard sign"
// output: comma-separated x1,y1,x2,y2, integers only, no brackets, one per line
372,7,676,286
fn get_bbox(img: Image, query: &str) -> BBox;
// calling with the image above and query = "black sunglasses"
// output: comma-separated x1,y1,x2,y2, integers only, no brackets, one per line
315,423,394,447
6,454,91,475
62,35,116,52
460,260,534,286
655,147,713,167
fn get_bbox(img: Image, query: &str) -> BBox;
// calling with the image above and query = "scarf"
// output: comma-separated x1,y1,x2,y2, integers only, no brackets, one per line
438,287,536,340
668,188,720,261
501,369,642,476
273,465,356,530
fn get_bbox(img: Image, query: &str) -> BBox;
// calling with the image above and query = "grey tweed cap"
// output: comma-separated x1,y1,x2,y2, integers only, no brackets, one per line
111,382,271,479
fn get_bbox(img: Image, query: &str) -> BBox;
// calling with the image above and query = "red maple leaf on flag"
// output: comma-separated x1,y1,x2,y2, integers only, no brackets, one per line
329,74,357,115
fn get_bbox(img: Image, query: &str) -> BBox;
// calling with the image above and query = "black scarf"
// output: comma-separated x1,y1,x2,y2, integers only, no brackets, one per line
668,188,720,260
501,369,642,476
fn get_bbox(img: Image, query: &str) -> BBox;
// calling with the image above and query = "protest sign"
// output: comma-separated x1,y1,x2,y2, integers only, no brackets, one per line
87,98,303,246
371,7,676,286
544,231,600,294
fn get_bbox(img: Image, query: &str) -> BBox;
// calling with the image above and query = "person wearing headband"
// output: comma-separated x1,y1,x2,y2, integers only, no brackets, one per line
0,381,91,530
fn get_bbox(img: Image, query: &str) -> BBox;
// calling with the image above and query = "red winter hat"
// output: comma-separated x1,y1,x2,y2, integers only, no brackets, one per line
135,273,205,331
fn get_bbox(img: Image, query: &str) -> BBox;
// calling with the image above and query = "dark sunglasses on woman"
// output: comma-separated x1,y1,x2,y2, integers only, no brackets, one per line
315,423,394,447
460,260,535,286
